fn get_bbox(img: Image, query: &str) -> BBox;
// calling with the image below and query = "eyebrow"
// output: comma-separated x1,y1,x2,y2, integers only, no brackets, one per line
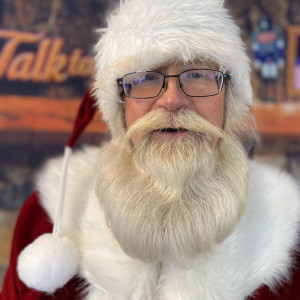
184,62,218,69
154,65,213,73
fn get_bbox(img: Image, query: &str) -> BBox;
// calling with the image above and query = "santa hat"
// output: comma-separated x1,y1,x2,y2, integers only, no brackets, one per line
17,90,97,293
93,0,252,139
17,0,252,294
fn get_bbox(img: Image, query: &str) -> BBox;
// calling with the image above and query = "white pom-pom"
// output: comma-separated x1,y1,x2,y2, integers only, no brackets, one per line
17,233,79,294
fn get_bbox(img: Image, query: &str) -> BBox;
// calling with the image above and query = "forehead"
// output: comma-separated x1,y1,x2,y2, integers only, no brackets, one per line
154,59,219,73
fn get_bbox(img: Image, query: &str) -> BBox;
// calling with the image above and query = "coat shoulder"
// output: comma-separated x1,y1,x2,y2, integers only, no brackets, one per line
248,159,300,213
36,145,105,225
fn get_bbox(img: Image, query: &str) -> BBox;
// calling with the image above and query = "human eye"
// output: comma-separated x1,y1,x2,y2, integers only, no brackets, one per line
187,70,219,82
190,72,203,79
144,74,156,81
183,70,206,81
134,72,161,86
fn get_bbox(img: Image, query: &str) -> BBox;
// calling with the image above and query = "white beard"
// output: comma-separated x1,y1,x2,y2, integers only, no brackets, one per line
95,110,248,267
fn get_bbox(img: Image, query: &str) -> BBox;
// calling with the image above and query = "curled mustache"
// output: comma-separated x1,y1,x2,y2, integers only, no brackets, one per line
124,109,225,145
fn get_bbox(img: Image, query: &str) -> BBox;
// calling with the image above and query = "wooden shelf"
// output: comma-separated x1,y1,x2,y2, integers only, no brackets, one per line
0,95,107,133
252,101,300,141
1,95,300,143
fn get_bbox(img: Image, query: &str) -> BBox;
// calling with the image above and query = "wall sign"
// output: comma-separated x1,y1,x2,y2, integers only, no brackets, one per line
0,30,94,83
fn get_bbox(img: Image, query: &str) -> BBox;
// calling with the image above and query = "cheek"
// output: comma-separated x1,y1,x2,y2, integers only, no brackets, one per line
125,98,154,129
192,95,224,128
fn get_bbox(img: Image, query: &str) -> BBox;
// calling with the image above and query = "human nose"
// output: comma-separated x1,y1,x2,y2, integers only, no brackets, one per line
155,77,189,111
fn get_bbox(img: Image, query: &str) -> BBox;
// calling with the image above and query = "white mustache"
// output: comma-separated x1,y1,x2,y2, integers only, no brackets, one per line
124,109,225,144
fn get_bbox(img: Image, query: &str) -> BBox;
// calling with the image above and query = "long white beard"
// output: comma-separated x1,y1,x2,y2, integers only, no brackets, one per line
96,110,248,266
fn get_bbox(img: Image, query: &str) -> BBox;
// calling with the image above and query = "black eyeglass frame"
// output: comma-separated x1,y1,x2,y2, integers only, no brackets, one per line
116,69,231,99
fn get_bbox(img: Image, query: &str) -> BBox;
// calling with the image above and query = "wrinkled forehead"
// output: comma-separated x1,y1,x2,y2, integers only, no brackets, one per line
153,59,220,74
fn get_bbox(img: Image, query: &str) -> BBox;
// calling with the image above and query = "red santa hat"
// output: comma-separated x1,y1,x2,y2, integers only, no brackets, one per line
17,90,97,293
17,0,252,294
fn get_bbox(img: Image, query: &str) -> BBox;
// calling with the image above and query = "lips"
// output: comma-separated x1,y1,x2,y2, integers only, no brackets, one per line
160,128,187,133
155,128,188,136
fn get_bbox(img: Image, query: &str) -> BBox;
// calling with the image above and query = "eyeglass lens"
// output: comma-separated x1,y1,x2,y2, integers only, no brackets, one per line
122,70,224,99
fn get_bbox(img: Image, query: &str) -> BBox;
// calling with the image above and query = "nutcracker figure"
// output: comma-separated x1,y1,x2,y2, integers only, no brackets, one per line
252,17,285,101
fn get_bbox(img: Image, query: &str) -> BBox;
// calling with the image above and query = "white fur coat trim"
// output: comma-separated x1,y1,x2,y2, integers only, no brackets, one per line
37,146,300,299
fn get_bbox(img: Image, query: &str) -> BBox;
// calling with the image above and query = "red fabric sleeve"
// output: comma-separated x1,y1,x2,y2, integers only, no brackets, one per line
0,192,86,300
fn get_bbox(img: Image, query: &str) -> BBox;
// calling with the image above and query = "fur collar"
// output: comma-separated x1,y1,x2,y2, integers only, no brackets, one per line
37,146,300,299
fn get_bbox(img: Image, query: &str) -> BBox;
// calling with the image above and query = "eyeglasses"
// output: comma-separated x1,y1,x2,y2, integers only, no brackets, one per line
116,69,231,99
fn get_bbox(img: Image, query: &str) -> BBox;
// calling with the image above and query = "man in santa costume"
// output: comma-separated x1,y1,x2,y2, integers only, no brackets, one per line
1,0,300,299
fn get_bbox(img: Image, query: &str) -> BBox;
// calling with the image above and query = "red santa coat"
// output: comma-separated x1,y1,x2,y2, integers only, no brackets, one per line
1,149,300,299
0,193,86,300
